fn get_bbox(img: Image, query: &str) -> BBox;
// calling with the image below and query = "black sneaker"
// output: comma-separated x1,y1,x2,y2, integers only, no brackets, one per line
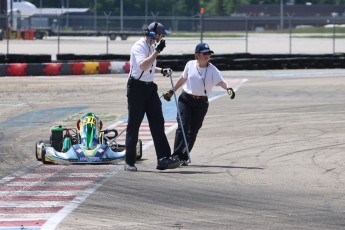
156,157,180,170
180,153,189,166
180,160,189,166
124,163,137,171
171,154,180,161
172,154,189,166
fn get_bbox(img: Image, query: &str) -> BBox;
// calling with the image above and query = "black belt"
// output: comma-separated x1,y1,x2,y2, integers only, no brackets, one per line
183,91,208,100
129,76,153,85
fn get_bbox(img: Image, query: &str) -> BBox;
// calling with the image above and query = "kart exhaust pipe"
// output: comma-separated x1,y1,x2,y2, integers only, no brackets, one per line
167,71,191,163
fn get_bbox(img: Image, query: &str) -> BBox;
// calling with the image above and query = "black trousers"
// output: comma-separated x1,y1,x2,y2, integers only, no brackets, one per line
125,78,171,165
173,92,209,160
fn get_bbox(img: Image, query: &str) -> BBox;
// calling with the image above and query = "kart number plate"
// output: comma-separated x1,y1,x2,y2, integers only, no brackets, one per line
83,116,96,125
79,156,101,162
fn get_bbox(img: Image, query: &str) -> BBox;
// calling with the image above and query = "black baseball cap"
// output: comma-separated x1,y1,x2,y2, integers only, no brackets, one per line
147,22,167,35
195,43,214,54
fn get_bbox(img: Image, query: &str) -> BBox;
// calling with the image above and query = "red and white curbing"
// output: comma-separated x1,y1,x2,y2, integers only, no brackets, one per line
0,61,130,77
107,120,178,151
0,120,178,229
0,164,117,229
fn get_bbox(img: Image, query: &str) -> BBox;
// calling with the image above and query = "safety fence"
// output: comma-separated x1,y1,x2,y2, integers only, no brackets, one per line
1,13,345,54
2,14,345,34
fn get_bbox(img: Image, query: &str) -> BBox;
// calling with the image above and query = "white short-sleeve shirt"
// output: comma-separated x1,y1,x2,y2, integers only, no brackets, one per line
129,38,156,82
182,60,224,96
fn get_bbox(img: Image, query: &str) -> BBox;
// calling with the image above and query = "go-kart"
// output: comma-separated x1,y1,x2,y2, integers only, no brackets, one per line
35,112,142,164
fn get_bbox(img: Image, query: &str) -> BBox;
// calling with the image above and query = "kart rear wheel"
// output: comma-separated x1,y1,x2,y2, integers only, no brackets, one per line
35,140,42,161
136,139,142,160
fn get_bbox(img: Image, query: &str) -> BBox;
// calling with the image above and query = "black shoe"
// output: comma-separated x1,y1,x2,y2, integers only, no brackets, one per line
124,163,137,171
172,153,189,166
156,157,180,170
180,160,189,166
171,154,180,161
181,154,190,166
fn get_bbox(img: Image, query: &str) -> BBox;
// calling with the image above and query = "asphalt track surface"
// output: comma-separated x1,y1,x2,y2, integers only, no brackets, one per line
1,68,345,229
1,33,345,230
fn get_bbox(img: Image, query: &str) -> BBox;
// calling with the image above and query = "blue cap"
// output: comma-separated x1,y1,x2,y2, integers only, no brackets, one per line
195,43,214,54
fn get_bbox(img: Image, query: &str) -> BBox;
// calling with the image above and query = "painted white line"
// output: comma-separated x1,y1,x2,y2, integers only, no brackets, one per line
40,167,123,230
0,213,55,221
0,162,41,185
232,79,248,91
0,103,29,107
0,191,79,196
20,172,106,178
225,70,345,77
0,201,70,208
209,79,248,102
140,122,178,151
7,181,92,186
105,120,125,130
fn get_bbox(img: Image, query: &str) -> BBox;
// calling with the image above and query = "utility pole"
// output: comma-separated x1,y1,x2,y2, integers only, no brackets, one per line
66,0,69,28
120,0,123,31
280,0,284,30
94,0,97,31
332,13,337,54
104,12,111,54
39,0,42,27
10,0,13,29
145,0,148,26
200,7,204,43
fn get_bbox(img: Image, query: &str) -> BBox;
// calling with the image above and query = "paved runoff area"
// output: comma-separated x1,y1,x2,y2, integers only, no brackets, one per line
0,36,345,229
2,33,345,60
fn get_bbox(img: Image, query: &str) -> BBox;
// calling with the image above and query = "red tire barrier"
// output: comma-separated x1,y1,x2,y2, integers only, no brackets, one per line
7,64,28,76
1,60,135,76
43,63,62,76
98,62,111,74
123,61,130,73
71,62,84,75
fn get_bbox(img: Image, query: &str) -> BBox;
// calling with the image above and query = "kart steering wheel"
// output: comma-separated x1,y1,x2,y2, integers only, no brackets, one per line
101,129,119,139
